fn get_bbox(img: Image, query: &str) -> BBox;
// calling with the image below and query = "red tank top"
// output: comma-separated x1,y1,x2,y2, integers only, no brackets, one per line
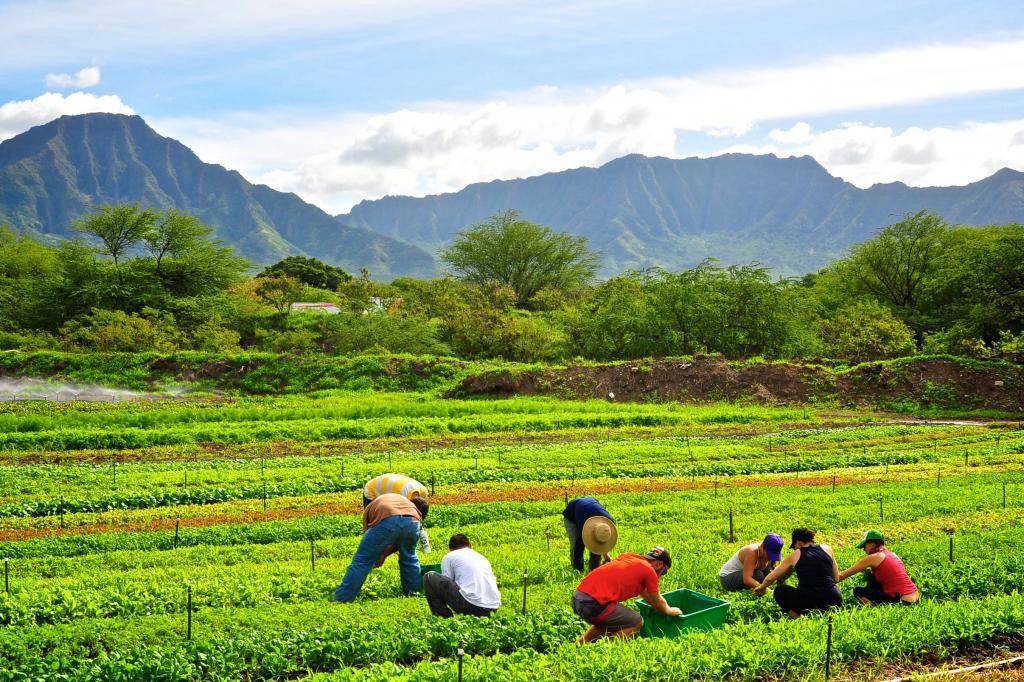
872,550,917,597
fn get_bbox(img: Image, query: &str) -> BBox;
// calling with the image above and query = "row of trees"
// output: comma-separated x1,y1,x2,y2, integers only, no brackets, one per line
1,205,1021,362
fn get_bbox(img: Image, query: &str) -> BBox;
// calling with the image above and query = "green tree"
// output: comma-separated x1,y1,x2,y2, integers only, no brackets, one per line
143,210,214,277
260,256,352,291
440,210,599,308
255,276,305,316
73,204,157,277
848,211,947,309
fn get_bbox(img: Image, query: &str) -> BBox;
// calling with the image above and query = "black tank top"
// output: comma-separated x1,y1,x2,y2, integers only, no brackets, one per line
795,545,836,591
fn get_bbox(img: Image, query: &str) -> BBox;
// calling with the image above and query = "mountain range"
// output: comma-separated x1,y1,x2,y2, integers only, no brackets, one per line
2,113,1023,279
0,114,436,279
340,153,1024,275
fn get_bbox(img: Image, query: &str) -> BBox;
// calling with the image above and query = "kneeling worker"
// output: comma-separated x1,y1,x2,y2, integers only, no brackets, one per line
572,546,681,644
563,496,616,573
423,533,501,617
363,473,431,554
838,529,920,606
333,493,428,602
754,528,842,618
719,533,784,592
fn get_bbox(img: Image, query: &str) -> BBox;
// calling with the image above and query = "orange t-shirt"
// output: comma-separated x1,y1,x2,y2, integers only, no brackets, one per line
577,553,660,604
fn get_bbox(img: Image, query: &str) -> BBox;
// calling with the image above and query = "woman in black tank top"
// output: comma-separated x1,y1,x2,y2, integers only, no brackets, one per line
753,528,842,618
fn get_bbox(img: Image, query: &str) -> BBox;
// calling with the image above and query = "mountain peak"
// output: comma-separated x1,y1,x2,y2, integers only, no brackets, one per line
0,113,436,279
340,152,1024,276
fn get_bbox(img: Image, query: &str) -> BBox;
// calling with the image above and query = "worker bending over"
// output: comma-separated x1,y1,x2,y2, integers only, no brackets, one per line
754,528,842,618
363,473,431,554
562,496,616,573
838,530,920,606
719,533,783,592
571,546,680,644
333,493,428,602
423,533,501,618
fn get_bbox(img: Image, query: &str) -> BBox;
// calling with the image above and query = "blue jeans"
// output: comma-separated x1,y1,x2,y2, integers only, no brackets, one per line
333,515,422,603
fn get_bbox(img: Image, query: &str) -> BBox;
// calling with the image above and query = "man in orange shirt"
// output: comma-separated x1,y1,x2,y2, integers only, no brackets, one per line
571,546,681,643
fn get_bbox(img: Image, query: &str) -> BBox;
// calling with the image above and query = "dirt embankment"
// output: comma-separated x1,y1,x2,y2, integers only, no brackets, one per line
447,356,1024,411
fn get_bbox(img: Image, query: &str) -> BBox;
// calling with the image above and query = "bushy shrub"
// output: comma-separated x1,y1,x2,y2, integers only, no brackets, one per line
819,301,916,360
59,309,185,352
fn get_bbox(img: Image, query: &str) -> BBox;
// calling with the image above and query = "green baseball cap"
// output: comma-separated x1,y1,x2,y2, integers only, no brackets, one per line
855,530,885,548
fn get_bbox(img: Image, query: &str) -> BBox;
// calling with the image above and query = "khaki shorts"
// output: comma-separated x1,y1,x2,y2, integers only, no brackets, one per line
572,590,643,631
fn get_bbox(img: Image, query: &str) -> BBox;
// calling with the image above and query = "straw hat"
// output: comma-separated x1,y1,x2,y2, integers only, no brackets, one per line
582,516,618,554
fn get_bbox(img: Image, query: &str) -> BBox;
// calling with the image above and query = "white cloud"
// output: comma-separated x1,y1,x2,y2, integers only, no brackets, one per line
0,92,134,142
150,36,1024,213
769,122,813,144
43,66,101,89
720,120,1024,188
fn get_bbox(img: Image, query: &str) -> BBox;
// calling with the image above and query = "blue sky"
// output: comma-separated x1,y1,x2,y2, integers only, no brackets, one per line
2,0,1024,212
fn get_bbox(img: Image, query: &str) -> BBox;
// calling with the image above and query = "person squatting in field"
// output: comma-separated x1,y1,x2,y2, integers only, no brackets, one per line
333,493,429,602
363,473,432,554
718,533,784,592
562,496,617,573
572,546,680,644
837,529,920,606
423,533,501,618
754,528,843,618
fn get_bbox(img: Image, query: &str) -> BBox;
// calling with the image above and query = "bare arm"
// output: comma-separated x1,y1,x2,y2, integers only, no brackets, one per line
838,553,882,582
822,544,840,583
740,547,760,589
641,589,682,617
754,550,799,596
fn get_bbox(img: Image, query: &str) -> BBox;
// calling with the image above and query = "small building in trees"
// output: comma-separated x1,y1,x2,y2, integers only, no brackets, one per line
289,302,340,314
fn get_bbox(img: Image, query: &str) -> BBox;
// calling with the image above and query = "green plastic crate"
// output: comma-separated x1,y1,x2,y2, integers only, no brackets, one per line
419,563,442,582
636,588,730,638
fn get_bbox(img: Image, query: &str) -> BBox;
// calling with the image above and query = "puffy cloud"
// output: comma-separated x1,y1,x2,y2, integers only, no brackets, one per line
146,36,1024,213
769,122,813,145
721,120,1024,188
43,66,100,89
0,92,134,142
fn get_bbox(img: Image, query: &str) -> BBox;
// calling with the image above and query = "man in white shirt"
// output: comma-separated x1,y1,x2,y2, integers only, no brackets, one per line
423,534,501,617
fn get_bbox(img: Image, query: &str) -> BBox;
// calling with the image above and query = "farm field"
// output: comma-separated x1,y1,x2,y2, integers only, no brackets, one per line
1,392,1023,680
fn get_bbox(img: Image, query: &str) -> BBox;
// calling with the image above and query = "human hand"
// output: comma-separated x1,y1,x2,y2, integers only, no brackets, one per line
753,585,767,597
666,607,683,617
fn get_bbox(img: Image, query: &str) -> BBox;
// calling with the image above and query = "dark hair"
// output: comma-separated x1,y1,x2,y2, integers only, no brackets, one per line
448,534,471,550
411,495,429,519
791,528,815,546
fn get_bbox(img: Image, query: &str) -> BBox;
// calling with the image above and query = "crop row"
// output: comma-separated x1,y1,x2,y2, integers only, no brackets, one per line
4,590,1024,681
3,522,1022,628
2,443,998,518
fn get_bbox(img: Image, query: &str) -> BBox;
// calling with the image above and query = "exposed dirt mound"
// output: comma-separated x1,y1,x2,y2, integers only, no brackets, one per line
448,356,1024,412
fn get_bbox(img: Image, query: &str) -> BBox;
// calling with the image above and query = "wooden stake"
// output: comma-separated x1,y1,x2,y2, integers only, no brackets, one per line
174,517,180,549
949,533,954,563
186,585,193,640
522,569,528,615
879,494,884,522
310,539,316,573
728,507,735,543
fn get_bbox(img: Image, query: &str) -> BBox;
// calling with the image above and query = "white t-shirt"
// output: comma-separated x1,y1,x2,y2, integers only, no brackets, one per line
441,547,502,610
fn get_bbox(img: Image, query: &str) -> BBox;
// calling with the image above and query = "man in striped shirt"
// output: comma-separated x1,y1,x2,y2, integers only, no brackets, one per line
363,473,432,554
334,493,428,602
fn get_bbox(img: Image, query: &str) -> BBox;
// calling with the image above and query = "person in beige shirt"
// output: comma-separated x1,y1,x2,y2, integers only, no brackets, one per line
333,493,429,602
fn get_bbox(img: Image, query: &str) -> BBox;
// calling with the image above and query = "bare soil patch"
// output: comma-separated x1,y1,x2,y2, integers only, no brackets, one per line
448,356,1024,412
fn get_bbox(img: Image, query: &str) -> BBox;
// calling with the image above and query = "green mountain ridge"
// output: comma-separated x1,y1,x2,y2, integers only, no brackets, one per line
338,153,1024,275
0,113,436,280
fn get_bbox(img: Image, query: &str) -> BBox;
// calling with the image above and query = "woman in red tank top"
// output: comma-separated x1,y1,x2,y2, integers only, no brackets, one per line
837,529,920,605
